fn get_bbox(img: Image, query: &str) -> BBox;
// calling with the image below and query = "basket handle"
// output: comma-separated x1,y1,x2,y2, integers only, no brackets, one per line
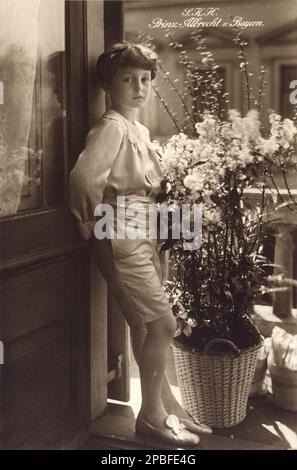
203,338,241,356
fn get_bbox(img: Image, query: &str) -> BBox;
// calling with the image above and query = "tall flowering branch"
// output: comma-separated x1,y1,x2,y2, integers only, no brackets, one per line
234,35,252,111
152,84,182,133
261,110,297,213
158,108,297,350
166,32,201,128
257,65,267,113
157,61,195,130
133,31,297,350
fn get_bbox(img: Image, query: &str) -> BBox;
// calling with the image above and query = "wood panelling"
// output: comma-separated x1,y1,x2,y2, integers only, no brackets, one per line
0,1,95,449
3,257,76,342
104,1,123,49
0,0,125,450
3,320,71,448
1,247,90,448
0,208,80,263
90,256,107,420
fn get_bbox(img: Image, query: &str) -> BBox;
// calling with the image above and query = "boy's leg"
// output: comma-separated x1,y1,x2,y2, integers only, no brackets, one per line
131,324,182,412
137,315,176,425
130,325,212,435
134,315,199,445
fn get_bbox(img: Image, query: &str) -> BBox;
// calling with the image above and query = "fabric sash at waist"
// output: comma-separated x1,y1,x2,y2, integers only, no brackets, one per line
102,194,156,204
100,195,159,239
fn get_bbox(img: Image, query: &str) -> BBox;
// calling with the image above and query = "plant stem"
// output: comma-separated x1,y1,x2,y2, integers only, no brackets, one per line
282,168,297,209
158,62,195,129
237,37,251,112
152,85,181,132
256,185,266,256
269,171,296,213
258,67,266,113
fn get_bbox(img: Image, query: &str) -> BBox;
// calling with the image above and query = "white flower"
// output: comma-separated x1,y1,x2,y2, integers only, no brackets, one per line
183,174,204,192
260,137,278,157
228,109,241,121
204,206,222,225
201,56,213,66
165,181,172,193
159,108,297,209
238,147,254,165
283,118,297,142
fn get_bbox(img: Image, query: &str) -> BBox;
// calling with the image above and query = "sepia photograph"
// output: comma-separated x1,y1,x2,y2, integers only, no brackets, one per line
0,0,297,458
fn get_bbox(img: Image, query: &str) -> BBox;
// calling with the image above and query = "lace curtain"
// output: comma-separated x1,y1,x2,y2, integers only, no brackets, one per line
0,0,40,216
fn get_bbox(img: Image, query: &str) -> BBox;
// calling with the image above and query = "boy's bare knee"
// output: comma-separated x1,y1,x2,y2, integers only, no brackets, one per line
148,314,177,339
130,323,147,338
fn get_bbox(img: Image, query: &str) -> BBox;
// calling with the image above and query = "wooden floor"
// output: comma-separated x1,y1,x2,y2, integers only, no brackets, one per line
82,340,297,451
16,392,296,451
17,332,297,451
17,348,297,451
85,397,295,450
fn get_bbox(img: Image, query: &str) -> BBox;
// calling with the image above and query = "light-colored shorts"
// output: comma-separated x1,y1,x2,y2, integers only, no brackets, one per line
94,195,174,327
109,236,173,326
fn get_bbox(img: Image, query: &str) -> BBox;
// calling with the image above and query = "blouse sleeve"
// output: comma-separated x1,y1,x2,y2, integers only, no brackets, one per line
68,117,124,240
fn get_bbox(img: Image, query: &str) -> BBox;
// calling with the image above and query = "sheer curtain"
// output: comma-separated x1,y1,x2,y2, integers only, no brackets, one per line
0,0,40,216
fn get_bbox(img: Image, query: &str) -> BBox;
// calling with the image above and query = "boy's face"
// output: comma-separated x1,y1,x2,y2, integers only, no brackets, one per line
107,66,152,110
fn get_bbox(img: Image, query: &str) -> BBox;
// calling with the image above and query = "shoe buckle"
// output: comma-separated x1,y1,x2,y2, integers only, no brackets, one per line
165,414,186,437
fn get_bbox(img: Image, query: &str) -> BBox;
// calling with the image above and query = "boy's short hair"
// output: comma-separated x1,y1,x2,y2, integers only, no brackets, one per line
96,42,157,89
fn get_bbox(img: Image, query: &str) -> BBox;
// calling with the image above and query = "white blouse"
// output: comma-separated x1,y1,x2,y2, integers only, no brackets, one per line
68,109,164,240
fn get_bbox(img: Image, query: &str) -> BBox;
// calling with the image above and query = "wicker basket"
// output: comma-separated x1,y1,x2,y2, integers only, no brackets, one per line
172,338,261,428
249,356,267,396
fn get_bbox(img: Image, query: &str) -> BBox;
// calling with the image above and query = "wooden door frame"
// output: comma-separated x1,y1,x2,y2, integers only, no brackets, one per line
0,2,91,448
67,0,127,423
0,0,128,448
66,0,109,424
0,1,106,448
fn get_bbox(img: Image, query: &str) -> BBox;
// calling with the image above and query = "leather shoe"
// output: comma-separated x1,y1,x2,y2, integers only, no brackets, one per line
135,414,200,446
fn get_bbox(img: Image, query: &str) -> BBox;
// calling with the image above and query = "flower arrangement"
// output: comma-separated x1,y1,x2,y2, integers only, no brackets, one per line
149,30,297,352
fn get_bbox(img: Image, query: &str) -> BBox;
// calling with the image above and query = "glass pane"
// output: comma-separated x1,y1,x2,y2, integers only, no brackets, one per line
0,0,67,217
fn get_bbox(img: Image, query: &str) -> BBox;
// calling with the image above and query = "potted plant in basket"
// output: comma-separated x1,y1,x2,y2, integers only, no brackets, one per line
149,30,297,428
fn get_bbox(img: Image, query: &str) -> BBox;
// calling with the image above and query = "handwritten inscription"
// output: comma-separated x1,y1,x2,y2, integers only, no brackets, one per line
148,8,264,30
